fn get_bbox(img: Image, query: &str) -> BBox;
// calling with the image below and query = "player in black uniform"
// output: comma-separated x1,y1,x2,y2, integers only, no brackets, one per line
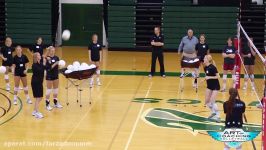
88,34,102,86
31,52,46,119
0,37,15,91
149,26,165,77
195,34,210,87
203,55,220,122
28,37,46,59
223,88,245,150
221,37,236,92
196,34,210,63
241,38,256,90
12,46,31,105
45,46,63,111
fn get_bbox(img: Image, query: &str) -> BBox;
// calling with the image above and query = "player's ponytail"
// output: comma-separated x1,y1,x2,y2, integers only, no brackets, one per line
226,88,238,116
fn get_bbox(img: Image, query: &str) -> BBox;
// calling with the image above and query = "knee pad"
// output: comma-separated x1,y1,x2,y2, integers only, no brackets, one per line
244,74,249,79
206,102,213,109
23,86,28,91
223,74,227,80
14,87,19,92
232,75,236,81
53,88,59,95
96,70,100,75
4,75,9,80
46,89,52,95
250,74,254,79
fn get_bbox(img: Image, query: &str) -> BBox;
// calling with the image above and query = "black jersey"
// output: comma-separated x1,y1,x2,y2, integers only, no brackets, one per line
32,63,45,81
150,34,164,53
204,64,220,90
223,46,236,64
242,47,255,65
13,54,29,76
0,46,15,66
196,43,209,60
88,42,102,61
46,56,59,79
30,44,45,56
223,99,246,128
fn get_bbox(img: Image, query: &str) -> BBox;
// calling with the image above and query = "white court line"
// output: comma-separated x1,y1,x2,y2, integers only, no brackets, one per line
124,82,153,150
58,76,116,150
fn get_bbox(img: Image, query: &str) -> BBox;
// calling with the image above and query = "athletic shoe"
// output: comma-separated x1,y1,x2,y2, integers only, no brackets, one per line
251,86,255,91
54,103,63,108
35,112,43,119
32,110,37,116
256,103,263,109
148,74,153,77
161,75,166,78
6,85,10,91
180,73,184,78
54,99,63,108
13,99,17,105
208,113,216,119
220,89,226,92
242,85,247,90
27,99,32,104
97,81,102,86
46,104,53,111
212,116,221,123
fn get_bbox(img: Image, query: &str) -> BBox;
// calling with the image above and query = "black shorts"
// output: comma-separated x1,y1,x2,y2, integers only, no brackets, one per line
46,75,58,81
207,80,220,91
91,57,100,62
14,72,26,77
244,58,255,66
31,81,43,98
2,61,12,67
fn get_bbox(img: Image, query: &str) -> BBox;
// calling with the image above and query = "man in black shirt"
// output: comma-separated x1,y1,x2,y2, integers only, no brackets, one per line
149,26,165,77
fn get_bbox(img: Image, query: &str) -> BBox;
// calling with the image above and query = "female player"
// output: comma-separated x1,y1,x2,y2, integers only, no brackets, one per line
242,38,256,90
12,46,31,105
196,34,210,63
28,37,46,58
221,37,236,92
0,37,15,91
88,34,102,86
194,34,210,87
31,52,46,119
203,55,220,122
223,88,245,150
45,46,63,111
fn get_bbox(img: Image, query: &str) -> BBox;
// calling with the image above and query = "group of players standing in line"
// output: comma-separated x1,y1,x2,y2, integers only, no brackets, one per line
0,34,103,119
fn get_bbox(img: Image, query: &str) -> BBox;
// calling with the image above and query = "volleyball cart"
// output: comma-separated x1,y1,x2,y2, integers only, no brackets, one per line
60,68,97,107
179,56,201,93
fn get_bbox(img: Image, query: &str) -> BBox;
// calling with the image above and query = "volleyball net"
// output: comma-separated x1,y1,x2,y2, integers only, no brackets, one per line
237,21,266,149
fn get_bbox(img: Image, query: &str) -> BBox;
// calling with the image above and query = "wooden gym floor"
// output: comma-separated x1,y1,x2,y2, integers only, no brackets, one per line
0,46,263,150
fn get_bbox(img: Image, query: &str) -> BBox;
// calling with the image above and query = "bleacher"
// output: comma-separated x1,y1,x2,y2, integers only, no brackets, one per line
107,0,239,51
108,0,136,48
0,0,5,46
5,0,52,45
162,0,239,50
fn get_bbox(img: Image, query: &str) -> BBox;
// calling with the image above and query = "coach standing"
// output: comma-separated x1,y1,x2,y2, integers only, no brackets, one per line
149,26,165,77
178,29,198,78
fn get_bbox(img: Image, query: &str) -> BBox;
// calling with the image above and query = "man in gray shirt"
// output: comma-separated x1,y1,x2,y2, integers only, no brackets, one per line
178,29,199,87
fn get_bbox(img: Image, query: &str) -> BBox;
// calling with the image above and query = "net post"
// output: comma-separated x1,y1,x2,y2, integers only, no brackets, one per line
263,97,266,150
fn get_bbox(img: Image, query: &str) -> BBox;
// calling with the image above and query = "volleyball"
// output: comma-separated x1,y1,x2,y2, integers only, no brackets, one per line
73,61,80,67
0,66,6,74
67,65,73,71
58,60,66,68
62,29,71,41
